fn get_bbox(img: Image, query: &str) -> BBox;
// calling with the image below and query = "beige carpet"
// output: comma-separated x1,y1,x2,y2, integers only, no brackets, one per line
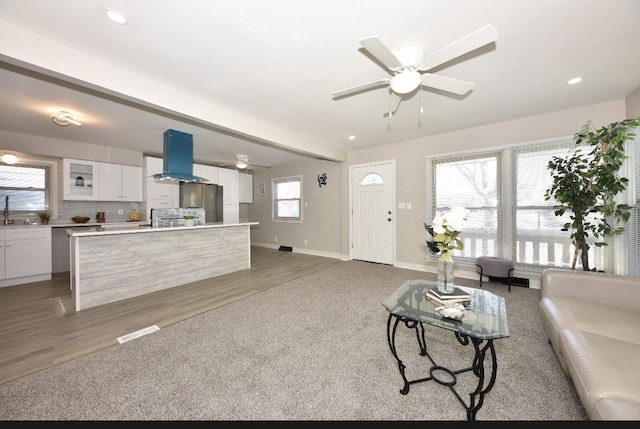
0,259,587,420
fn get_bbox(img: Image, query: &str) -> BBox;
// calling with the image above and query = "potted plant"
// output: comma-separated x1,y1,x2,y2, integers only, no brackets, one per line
544,117,640,271
183,215,195,227
37,211,51,225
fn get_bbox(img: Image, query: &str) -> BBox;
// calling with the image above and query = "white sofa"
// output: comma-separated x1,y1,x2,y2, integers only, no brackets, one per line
539,268,640,420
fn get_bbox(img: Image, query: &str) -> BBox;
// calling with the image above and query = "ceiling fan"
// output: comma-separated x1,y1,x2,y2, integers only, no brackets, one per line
332,25,499,101
214,154,271,171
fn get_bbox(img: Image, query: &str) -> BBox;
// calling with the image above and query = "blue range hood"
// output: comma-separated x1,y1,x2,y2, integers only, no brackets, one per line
152,129,207,182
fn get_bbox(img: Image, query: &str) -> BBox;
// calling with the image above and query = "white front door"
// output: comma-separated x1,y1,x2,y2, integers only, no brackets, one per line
350,161,395,265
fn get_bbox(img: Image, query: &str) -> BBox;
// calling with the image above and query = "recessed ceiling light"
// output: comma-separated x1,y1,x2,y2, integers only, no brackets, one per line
568,77,582,85
348,135,356,140
104,8,127,25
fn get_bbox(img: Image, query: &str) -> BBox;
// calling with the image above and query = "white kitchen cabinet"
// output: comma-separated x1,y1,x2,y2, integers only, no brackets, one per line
223,201,240,224
193,163,219,184
218,168,239,202
63,158,100,200
3,228,51,281
238,172,253,203
144,156,179,220
218,168,239,223
97,162,143,202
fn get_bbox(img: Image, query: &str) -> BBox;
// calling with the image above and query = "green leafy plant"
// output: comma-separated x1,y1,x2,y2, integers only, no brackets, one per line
183,215,195,220
544,118,640,271
37,211,51,221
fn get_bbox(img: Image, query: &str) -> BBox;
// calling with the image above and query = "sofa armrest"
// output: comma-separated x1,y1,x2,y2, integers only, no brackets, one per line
541,268,640,313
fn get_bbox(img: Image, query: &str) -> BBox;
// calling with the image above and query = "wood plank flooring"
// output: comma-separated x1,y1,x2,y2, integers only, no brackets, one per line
0,246,341,386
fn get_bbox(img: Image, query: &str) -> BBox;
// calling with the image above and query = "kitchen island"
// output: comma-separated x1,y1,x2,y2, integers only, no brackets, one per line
68,222,258,311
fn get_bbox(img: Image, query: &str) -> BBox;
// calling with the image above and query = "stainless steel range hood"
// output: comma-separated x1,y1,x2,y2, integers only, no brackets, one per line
152,129,207,182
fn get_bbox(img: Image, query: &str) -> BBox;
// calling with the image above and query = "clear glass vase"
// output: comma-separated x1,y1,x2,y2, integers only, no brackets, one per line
437,256,455,294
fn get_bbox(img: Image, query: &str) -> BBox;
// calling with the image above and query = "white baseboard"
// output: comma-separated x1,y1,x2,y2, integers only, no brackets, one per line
250,242,542,289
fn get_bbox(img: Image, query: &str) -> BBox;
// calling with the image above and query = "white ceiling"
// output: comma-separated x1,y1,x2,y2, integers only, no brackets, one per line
1,0,640,168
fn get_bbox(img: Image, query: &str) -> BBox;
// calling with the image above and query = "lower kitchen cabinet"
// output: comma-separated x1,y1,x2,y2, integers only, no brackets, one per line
0,228,52,287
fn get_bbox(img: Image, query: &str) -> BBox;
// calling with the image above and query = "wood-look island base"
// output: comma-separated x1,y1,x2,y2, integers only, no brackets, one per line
68,222,258,311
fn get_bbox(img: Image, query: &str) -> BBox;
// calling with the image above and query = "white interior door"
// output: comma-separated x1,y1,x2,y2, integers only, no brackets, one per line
351,161,395,265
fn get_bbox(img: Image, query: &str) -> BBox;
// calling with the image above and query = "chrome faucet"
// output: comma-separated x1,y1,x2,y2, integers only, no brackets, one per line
3,195,8,226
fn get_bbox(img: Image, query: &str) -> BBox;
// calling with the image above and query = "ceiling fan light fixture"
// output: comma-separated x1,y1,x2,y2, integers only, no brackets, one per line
51,111,82,127
2,152,18,164
390,70,422,94
236,160,248,169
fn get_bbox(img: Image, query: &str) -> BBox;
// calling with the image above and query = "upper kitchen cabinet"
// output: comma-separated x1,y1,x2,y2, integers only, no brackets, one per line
238,172,253,203
63,158,100,200
98,162,143,202
193,163,218,184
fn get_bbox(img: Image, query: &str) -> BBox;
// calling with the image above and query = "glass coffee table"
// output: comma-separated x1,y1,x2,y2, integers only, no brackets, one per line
382,280,509,421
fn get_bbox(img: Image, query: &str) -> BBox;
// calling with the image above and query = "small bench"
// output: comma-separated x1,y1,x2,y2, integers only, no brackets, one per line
475,256,514,291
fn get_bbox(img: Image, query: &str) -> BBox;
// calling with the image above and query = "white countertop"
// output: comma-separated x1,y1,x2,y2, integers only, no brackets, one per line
66,221,258,237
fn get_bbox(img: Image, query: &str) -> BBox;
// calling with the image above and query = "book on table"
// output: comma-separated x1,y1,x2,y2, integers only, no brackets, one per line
425,291,471,306
427,286,471,300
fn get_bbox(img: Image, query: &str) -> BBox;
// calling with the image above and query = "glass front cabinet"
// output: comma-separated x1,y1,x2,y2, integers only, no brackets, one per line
63,158,100,200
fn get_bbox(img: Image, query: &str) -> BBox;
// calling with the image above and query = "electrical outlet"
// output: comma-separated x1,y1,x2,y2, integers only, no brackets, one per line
118,209,123,215
275,236,278,242
304,239,308,245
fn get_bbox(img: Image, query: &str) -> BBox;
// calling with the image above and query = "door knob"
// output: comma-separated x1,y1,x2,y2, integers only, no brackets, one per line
388,218,392,222
388,211,392,214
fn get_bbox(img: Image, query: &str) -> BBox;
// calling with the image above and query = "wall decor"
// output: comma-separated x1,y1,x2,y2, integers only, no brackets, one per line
318,173,327,187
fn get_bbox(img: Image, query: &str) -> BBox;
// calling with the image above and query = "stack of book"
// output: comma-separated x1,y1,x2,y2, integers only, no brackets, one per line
426,286,471,305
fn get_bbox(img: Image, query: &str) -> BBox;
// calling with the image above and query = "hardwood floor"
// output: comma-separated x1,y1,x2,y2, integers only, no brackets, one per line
0,246,340,386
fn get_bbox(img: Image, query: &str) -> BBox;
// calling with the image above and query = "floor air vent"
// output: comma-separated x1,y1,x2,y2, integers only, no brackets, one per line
117,325,160,344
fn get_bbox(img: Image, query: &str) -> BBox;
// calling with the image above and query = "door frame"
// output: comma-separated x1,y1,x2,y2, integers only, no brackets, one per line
349,159,397,265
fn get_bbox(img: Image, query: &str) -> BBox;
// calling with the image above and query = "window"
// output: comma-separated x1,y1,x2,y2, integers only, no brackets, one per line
272,175,302,221
426,136,636,275
0,164,50,214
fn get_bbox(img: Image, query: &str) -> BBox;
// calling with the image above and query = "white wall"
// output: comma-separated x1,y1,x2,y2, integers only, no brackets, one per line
626,86,640,119
248,158,344,259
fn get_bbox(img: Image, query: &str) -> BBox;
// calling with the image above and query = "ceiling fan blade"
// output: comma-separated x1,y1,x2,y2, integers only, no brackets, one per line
359,37,403,70
421,73,475,95
417,24,499,72
332,78,390,99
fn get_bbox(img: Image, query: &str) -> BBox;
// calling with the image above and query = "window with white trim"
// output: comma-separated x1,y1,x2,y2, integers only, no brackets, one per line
427,136,636,275
272,175,302,221
0,163,50,214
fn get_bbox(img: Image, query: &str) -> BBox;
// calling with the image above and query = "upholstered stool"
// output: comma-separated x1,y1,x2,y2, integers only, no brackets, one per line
475,256,515,291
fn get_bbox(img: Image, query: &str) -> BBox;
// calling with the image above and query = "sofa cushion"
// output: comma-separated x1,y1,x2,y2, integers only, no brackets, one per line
558,329,640,420
540,296,640,348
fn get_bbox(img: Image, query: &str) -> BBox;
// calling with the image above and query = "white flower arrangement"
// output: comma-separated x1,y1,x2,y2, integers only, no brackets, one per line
424,206,471,262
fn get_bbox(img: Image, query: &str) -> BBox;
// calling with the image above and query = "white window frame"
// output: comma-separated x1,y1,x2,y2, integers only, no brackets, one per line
426,136,636,276
0,162,52,214
272,175,303,222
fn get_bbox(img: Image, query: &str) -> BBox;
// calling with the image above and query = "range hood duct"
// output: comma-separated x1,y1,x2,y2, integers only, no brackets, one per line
152,129,207,183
